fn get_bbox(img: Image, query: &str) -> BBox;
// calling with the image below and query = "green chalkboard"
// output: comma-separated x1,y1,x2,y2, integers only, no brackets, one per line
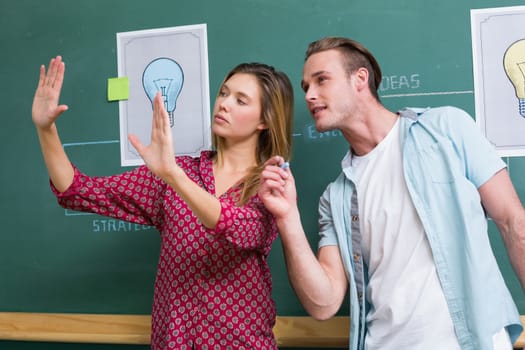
1,1,524,347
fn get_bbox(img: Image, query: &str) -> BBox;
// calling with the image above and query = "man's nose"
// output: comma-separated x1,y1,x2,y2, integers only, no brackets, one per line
304,86,317,102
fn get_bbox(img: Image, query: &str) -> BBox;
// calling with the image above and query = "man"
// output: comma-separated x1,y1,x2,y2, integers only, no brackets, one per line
259,37,525,349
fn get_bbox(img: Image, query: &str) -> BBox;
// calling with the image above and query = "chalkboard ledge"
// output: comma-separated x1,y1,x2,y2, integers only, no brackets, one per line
0,313,349,348
0,313,523,348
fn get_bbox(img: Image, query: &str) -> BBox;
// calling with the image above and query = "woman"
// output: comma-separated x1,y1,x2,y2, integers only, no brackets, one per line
32,56,294,349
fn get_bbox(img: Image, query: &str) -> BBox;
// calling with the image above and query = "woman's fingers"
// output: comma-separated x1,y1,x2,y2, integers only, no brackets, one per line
45,57,57,87
52,58,65,91
128,134,141,153
32,56,69,128
154,92,171,133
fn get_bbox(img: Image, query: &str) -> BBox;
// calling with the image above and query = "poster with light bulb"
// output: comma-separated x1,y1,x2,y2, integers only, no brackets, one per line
471,6,525,157
116,24,211,166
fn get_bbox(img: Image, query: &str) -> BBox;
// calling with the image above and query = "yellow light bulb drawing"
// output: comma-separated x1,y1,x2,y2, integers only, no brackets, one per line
503,39,525,117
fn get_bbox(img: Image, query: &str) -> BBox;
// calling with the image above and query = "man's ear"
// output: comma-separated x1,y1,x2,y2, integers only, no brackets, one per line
354,67,370,91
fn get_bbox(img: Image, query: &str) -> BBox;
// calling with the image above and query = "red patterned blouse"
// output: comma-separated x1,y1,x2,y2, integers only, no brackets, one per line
52,151,279,349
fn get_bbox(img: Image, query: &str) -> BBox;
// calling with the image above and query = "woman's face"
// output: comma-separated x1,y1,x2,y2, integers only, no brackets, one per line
212,73,267,143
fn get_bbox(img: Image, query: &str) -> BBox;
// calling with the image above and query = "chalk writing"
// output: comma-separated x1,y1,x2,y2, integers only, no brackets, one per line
303,123,343,142
92,219,154,233
379,74,421,92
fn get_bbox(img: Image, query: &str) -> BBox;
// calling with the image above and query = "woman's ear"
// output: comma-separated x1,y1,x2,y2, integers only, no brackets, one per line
257,120,269,131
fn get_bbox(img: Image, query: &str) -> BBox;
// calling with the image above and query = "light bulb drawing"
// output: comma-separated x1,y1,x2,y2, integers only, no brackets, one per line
503,39,525,118
142,57,184,127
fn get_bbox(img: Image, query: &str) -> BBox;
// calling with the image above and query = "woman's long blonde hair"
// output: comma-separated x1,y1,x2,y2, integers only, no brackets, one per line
212,63,294,206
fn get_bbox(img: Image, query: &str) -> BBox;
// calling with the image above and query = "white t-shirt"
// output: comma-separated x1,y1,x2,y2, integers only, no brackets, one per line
349,118,512,349
350,119,460,350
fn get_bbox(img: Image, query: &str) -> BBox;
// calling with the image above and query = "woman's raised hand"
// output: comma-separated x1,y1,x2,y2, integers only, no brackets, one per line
128,91,180,180
32,56,68,130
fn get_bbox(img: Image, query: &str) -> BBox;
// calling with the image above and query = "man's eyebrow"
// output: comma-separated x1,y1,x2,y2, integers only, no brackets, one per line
301,70,328,91
311,70,328,77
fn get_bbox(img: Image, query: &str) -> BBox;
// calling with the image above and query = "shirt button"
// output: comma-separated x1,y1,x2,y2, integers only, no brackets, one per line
353,253,360,261
352,215,359,222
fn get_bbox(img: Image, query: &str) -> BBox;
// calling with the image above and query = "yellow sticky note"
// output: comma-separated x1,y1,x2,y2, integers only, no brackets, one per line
107,77,129,101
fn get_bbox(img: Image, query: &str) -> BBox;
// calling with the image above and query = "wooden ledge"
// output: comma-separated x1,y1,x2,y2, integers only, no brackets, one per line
0,313,349,348
0,313,522,348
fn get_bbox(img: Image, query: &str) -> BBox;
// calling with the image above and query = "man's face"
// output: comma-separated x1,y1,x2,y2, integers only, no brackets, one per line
301,49,356,132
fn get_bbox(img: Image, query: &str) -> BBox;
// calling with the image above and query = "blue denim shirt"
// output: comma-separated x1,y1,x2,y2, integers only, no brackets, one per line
318,106,523,350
